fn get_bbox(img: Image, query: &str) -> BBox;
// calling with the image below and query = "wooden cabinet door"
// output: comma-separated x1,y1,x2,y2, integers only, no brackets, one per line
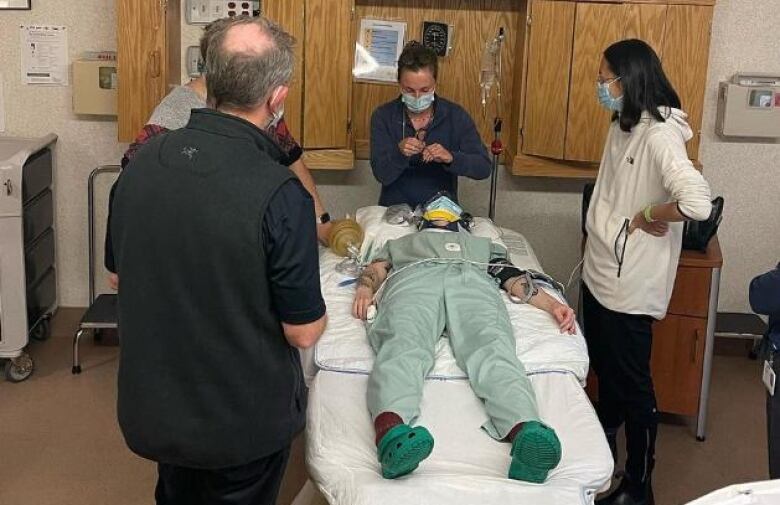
521,0,575,159
651,314,707,416
623,3,668,58
661,5,713,161
117,0,167,142
303,0,353,149
265,0,305,142
564,2,625,162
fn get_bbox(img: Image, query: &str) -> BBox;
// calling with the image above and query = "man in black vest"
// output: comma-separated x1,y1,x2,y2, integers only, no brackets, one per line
108,16,326,505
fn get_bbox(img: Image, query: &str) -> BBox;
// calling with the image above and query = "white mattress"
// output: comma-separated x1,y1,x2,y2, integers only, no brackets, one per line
306,370,613,505
304,210,612,504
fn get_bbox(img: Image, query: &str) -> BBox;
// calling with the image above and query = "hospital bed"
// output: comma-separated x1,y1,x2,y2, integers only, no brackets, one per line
301,207,613,505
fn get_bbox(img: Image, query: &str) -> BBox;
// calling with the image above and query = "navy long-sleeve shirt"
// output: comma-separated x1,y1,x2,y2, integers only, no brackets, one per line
750,262,780,350
370,95,492,208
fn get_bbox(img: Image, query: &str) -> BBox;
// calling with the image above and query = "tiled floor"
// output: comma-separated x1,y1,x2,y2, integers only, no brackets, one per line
0,309,770,505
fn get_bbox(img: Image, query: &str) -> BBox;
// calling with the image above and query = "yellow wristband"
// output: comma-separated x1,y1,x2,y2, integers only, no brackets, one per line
643,204,655,223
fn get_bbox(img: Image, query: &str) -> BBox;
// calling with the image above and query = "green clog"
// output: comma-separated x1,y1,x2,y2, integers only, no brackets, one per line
377,424,434,479
508,421,562,483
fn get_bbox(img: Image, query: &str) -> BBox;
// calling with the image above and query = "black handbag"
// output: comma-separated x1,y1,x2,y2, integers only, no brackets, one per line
682,196,724,252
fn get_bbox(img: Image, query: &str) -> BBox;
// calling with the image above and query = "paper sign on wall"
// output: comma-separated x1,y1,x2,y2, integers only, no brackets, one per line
20,25,69,86
353,19,406,83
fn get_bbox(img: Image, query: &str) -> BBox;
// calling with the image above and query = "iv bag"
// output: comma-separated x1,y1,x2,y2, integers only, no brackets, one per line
480,35,503,112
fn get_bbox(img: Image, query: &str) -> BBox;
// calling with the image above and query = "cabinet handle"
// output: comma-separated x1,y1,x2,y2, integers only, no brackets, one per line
691,329,702,364
4,179,12,196
149,50,161,78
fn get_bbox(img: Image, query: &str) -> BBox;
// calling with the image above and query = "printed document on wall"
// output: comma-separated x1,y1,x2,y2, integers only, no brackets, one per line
353,19,406,83
20,25,69,86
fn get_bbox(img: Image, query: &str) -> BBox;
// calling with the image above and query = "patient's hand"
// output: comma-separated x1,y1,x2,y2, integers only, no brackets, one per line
352,286,374,320
108,273,119,291
551,303,576,335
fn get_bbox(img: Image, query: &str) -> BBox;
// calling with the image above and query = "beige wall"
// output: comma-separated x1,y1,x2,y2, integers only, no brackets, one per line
0,0,125,307
699,0,780,312
0,0,777,312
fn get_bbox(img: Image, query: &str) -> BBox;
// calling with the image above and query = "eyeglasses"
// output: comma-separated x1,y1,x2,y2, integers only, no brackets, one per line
613,218,630,278
596,76,621,86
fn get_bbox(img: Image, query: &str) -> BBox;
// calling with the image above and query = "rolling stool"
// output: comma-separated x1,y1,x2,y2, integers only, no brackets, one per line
72,165,120,374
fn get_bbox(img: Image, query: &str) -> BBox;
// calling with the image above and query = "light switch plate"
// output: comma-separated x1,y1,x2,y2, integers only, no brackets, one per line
186,46,203,77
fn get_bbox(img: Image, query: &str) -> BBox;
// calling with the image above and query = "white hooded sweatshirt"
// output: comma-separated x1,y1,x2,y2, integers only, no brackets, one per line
583,107,712,319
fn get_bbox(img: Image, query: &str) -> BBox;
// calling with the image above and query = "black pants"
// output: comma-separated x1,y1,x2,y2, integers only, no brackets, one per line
155,446,291,505
768,353,780,479
582,284,657,485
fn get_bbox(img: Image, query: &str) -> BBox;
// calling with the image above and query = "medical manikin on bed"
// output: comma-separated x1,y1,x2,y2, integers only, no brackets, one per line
300,207,613,505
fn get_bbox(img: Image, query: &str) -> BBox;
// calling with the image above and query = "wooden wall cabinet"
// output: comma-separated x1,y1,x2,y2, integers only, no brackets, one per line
514,0,715,178
270,0,356,169
351,0,527,165
117,0,180,143
116,0,714,172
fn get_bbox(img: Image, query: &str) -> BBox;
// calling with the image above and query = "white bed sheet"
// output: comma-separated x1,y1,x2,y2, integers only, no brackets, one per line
685,480,780,505
306,370,613,505
313,210,589,381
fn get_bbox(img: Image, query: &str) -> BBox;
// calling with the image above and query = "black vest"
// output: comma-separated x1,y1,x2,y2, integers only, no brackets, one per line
111,109,303,469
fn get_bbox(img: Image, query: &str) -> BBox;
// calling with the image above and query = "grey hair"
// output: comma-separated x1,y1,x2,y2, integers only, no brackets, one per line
205,15,295,111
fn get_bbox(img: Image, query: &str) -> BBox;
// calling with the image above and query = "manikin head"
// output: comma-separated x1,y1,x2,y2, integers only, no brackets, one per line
419,193,470,232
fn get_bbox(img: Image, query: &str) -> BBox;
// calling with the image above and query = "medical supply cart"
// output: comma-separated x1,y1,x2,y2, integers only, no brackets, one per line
0,134,58,382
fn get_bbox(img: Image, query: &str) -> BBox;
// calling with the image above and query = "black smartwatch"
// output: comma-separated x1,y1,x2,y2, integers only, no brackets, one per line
317,212,331,224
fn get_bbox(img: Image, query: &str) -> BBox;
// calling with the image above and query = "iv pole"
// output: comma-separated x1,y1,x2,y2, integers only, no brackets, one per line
483,27,505,221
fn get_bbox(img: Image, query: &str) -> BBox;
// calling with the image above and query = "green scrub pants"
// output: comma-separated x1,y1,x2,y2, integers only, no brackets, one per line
366,261,540,440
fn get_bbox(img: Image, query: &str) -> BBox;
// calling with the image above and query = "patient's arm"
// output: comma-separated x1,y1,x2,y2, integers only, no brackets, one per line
352,260,391,320
503,276,577,335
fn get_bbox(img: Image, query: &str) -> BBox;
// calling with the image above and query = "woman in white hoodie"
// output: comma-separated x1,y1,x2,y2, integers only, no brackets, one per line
583,39,712,505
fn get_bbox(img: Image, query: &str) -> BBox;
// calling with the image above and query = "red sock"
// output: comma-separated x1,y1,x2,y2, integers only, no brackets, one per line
374,412,404,446
506,422,525,443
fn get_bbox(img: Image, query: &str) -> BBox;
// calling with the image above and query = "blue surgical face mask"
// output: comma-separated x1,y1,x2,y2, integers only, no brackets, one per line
597,78,623,112
425,195,463,217
402,92,435,113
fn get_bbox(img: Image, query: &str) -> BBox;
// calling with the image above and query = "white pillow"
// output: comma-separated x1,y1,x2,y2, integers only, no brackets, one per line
356,206,415,262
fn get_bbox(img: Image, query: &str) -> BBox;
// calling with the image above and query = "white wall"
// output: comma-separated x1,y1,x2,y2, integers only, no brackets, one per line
0,0,125,307
699,0,780,312
0,0,777,311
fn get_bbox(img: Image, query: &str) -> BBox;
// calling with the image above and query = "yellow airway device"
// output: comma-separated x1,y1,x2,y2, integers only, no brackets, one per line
329,218,364,257
422,209,460,223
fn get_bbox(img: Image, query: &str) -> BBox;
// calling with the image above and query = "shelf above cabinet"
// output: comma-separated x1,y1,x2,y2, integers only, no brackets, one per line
511,153,598,179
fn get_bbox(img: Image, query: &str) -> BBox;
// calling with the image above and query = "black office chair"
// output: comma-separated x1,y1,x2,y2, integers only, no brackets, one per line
72,165,120,374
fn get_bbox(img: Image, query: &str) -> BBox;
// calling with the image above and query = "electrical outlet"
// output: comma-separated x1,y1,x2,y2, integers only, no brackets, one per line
186,0,261,25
